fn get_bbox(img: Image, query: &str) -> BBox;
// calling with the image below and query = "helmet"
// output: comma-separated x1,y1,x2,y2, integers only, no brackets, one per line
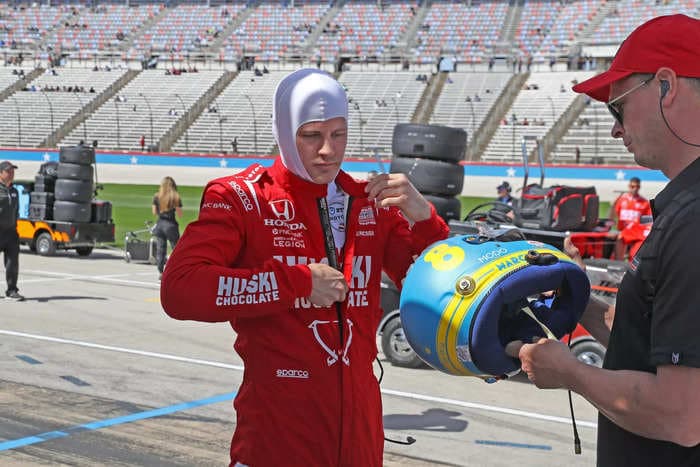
399,235,590,382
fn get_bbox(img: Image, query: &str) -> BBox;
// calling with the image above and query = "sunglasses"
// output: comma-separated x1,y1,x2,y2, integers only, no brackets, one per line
606,77,654,126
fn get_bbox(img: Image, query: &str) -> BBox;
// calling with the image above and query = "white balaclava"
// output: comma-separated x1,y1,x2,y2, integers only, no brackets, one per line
272,68,348,182
272,69,349,249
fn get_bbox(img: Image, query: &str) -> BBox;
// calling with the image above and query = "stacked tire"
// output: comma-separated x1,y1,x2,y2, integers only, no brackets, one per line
29,161,58,220
389,124,467,223
54,146,95,223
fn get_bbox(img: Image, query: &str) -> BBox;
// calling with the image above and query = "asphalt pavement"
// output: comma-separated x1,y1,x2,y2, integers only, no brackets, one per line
1,248,600,466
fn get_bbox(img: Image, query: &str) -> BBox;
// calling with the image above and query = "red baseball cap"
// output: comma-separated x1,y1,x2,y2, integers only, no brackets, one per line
573,14,700,102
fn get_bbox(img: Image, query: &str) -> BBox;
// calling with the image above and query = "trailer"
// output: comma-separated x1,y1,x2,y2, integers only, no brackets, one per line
17,217,115,257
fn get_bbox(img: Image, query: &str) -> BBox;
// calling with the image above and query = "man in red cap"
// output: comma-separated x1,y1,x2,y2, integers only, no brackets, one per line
508,14,700,466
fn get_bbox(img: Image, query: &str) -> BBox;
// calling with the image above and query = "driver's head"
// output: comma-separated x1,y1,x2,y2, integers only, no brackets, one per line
628,177,641,196
497,181,511,197
272,69,348,184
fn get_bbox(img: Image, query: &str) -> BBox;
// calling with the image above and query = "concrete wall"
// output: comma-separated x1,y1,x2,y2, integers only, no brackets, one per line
3,148,668,202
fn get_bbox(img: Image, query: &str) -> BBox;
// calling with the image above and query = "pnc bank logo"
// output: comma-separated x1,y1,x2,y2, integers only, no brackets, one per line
269,199,295,222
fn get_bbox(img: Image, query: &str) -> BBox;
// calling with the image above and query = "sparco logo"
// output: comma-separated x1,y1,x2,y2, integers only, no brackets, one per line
229,181,253,212
276,369,309,379
269,199,295,221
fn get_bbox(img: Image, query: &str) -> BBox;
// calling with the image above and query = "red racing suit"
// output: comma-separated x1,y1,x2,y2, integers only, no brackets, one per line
160,159,449,467
613,192,651,231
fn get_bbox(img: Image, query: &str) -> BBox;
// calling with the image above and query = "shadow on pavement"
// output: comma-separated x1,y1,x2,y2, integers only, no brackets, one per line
22,296,109,303
383,408,469,432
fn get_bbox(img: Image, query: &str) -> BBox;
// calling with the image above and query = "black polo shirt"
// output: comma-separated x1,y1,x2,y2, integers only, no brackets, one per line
598,157,700,466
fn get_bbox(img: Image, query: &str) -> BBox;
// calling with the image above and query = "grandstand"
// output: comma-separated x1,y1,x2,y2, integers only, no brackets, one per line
482,71,594,162
429,71,512,142
340,71,426,156
0,67,127,147
61,69,224,151
133,4,242,56
224,1,330,63
550,100,627,164
171,70,285,155
410,1,508,65
0,0,694,164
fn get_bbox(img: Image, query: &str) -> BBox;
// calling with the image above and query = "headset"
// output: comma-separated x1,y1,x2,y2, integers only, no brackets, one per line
659,78,700,147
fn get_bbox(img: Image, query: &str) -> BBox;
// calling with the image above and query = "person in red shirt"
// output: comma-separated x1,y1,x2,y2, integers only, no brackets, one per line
160,69,449,467
611,177,651,259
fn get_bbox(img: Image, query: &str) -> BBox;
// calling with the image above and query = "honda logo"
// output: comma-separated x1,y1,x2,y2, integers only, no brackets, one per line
269,199,295,222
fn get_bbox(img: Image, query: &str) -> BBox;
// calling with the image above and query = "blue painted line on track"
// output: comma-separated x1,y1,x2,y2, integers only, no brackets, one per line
475,439,553,451
0,391,237,452
60,375,91,387
15,355,42,364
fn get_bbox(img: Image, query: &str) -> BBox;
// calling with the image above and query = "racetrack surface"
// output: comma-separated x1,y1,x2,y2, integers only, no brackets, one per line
1,248,600,466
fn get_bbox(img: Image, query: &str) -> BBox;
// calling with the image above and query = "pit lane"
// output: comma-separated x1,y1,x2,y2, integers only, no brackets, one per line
1,248,599,466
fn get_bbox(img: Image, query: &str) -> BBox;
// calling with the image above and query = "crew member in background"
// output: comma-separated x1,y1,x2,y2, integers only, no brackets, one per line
495,181,515,219
0,161,24,301
610,176,651,259
152,176,182,280
160,69,449,466
496,181,514,206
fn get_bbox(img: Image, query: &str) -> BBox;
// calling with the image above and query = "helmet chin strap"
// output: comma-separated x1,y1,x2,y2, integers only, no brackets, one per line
519,305,556,340
518,303,582,456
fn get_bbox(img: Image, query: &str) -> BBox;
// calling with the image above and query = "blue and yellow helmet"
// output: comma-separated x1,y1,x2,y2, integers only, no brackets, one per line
399,235,590,382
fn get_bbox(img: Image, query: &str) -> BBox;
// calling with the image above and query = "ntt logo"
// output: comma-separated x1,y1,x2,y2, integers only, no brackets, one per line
276,369,310,379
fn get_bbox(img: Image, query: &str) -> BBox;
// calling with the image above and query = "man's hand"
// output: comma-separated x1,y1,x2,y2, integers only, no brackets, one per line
365,173,431,223
307,263,348,307
563,236,585,271
505,338,579,389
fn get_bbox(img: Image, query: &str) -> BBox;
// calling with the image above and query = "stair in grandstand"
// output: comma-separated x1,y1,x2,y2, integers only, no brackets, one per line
303,0,346,56
159,70,238,152
466,71,529,161
495,0,523,53
119,6,171,53
574,0,618,53
396,0,430,59
538,92,588,162
412,71,447,125
0,67,43,104
208,1,261,58
43,69,140,148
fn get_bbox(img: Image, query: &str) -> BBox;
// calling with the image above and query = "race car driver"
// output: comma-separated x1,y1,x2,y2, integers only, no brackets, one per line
160,68,449,466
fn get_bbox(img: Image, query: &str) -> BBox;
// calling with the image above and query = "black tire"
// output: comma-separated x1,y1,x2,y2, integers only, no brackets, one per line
571,340,606,368
381,317,424,368
29,203,53,220
390,156,464,196
36,232,56,256
30,192,54,205
75,246,93,256
39,161,59,178
60,145,95,164
55,179,93,203
57,162,93,181
53,200,91,223
424,195,461,223
392,123,467,162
